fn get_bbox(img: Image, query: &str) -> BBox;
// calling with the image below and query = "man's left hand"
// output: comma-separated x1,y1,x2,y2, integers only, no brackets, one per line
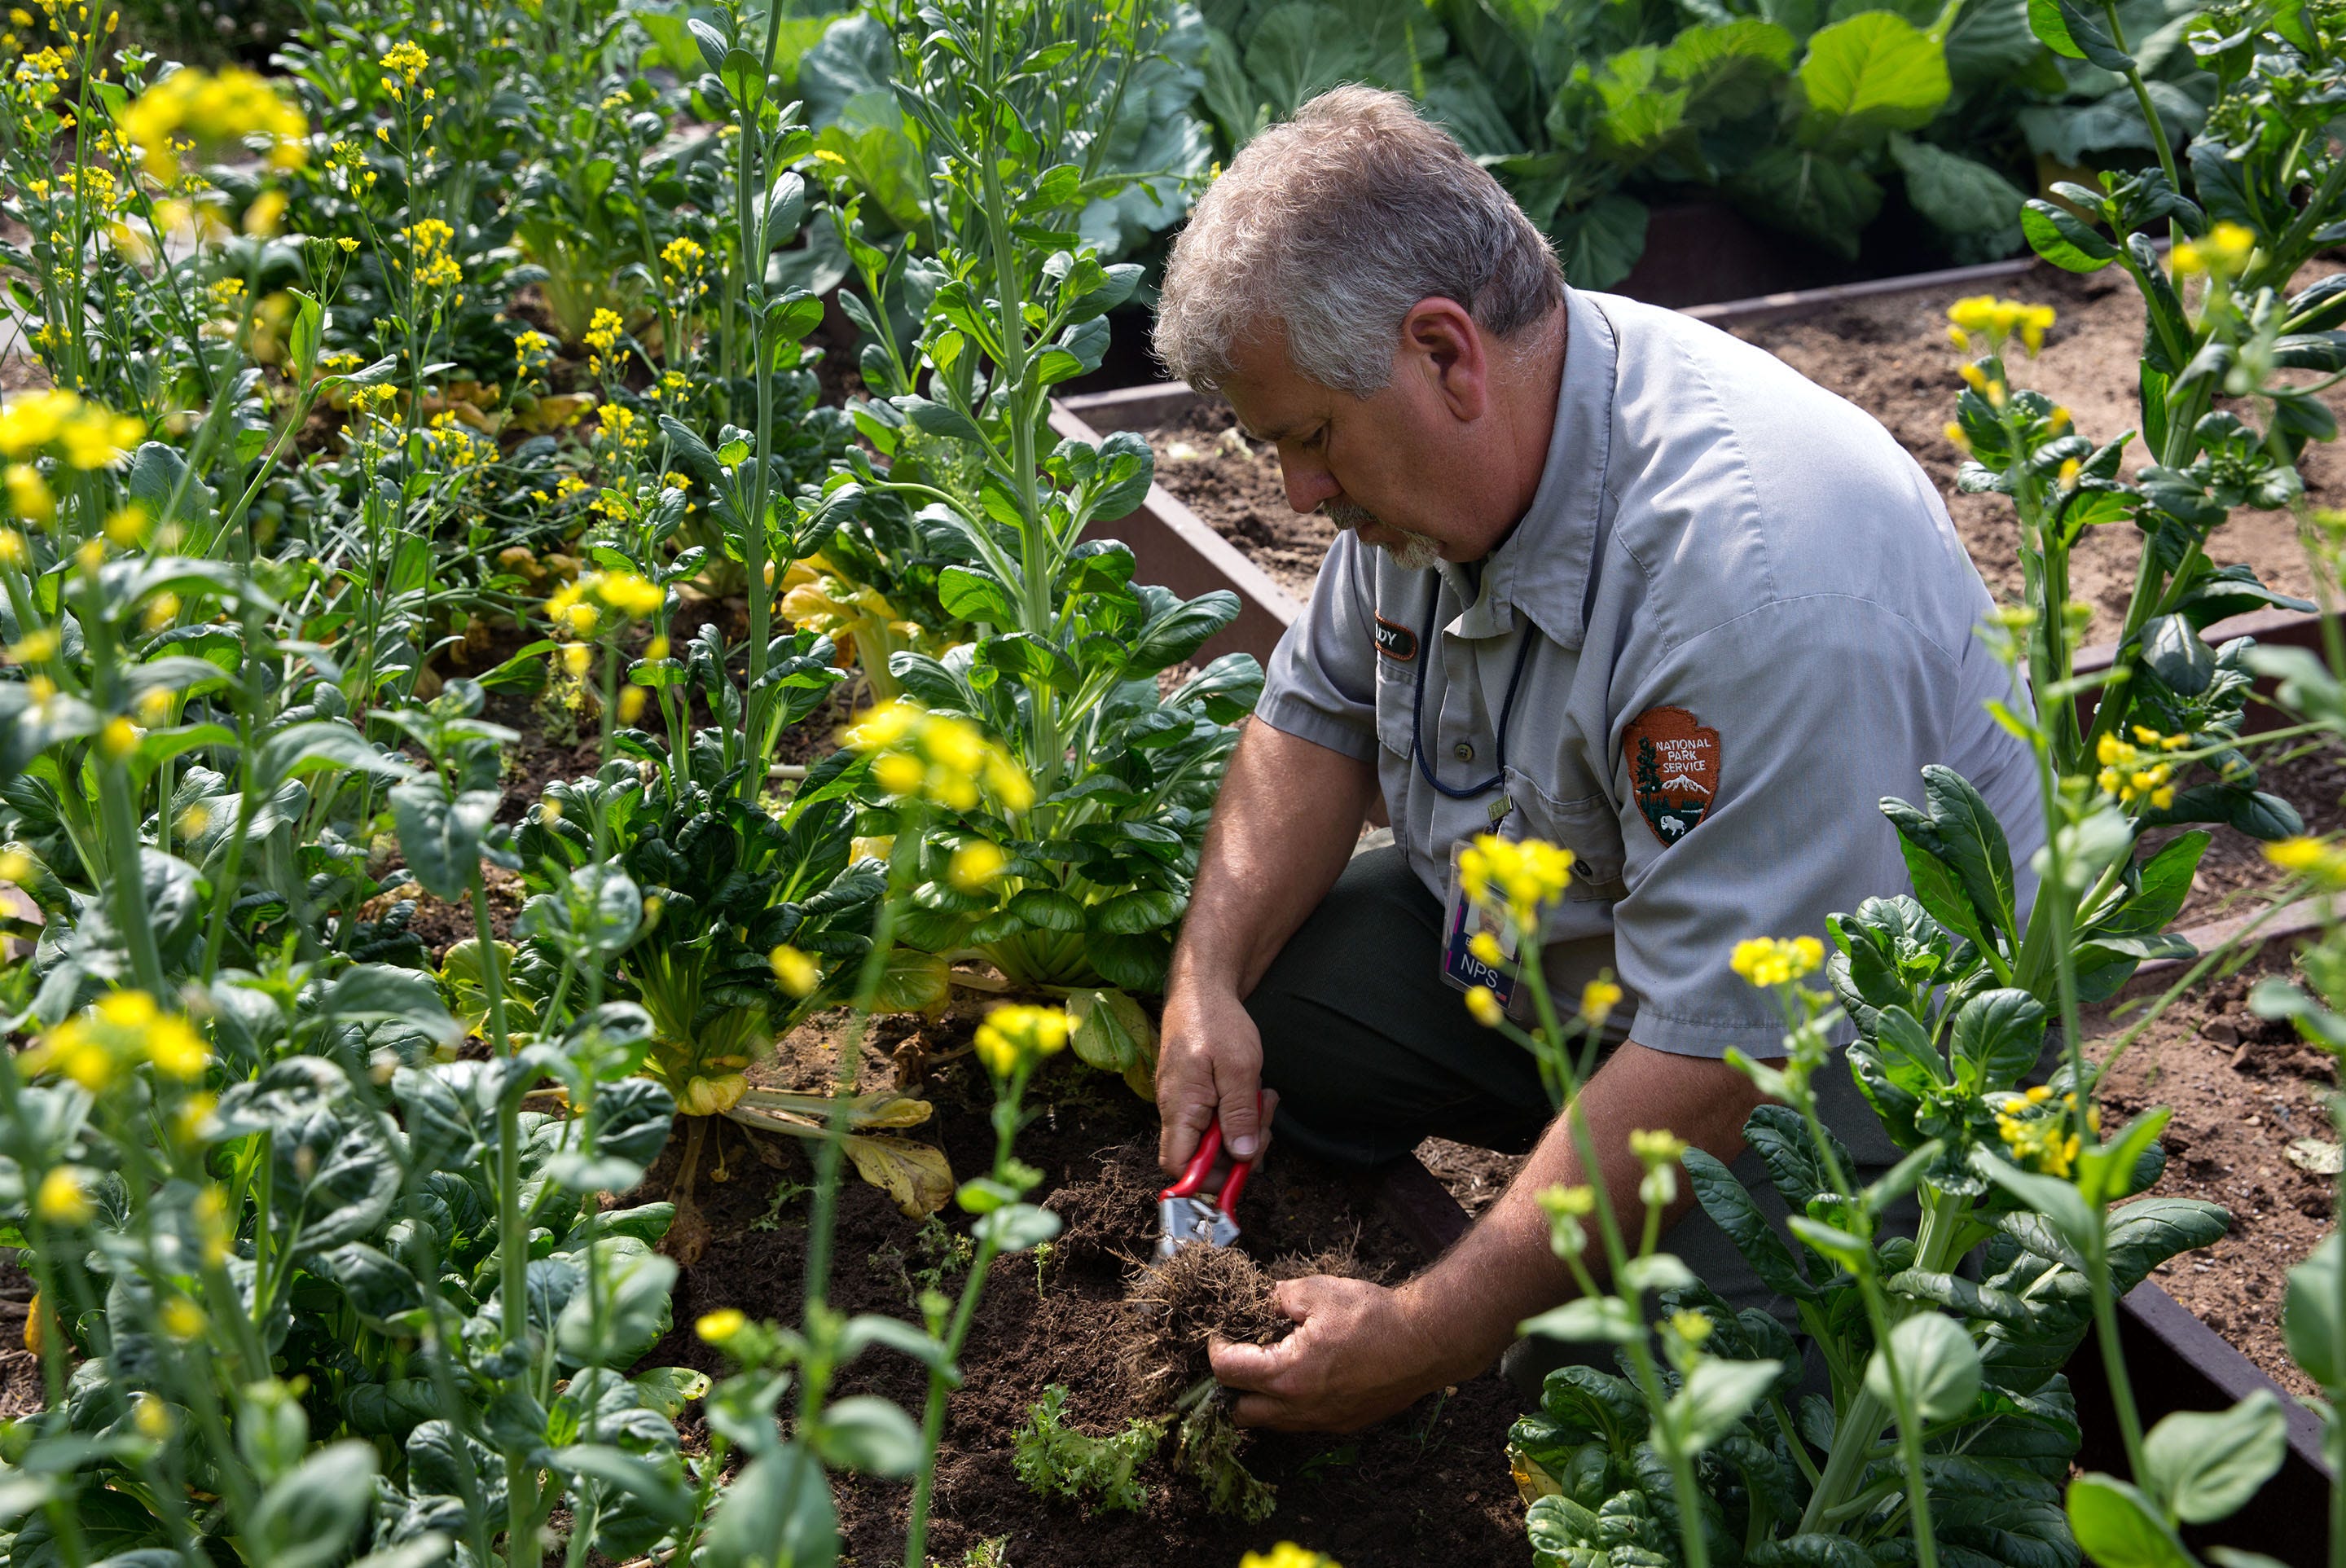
1207,1275,1457,1431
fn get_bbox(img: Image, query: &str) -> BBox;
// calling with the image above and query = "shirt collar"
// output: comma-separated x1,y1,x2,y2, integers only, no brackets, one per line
1446,286,1615,651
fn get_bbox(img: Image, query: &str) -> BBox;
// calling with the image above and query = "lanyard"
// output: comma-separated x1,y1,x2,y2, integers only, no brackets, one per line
1409,575,1537,801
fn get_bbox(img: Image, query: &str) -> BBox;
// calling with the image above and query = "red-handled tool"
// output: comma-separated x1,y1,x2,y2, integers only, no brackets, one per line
1157,1112,1257,1260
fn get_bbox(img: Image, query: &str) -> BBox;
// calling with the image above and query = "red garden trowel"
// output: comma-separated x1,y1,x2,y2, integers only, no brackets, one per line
1157,1106,1259,1260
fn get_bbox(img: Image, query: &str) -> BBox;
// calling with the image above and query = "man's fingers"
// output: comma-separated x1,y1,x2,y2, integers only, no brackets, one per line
1218,1077,1266,1160
1229,1391,1288,1429
1207,1333,1290,1390
1158,1094,1212,1174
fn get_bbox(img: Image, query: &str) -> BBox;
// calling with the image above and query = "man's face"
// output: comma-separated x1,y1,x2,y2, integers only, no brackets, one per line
1219,324,1475,569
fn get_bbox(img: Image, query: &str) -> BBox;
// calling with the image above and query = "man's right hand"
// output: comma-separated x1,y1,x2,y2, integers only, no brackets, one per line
1156,978,1276,1172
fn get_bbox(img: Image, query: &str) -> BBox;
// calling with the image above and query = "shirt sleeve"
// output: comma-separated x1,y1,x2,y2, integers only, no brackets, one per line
1608,595,1978,1061
1254,532,1379,760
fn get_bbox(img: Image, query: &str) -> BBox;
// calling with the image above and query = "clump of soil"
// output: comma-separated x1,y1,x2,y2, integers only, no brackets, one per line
2090,948,2339,1396
1122,1242,1291,1408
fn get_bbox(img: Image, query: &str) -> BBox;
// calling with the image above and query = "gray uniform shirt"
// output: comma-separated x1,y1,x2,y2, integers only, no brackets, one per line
1258,285,2042,1072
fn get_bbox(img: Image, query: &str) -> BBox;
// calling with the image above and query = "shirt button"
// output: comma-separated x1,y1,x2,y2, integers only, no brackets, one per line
1453,741,1474,762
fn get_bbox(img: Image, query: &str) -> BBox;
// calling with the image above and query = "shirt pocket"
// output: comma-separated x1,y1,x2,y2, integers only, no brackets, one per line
1374,676,1414,759
1504,765,1628,903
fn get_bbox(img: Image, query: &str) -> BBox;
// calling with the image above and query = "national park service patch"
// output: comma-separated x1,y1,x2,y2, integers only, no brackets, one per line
1627,706,1720,847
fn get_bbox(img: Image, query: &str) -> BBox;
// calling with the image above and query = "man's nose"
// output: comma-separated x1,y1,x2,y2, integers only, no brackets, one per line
1278,455,1338,516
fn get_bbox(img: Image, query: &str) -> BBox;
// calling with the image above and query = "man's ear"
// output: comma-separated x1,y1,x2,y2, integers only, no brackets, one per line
1397,296,1488,424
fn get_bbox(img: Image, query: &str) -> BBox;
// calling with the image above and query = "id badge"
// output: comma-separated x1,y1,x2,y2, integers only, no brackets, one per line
1441,838,1527,1017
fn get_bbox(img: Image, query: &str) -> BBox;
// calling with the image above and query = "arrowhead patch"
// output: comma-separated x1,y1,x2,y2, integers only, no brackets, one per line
1627,706,1720,847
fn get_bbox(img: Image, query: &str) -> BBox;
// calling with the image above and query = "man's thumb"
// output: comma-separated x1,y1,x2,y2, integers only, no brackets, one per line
1220,1083,1264,1159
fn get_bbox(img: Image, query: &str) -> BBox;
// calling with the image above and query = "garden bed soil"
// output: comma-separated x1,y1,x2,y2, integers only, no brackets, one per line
635,999,1535,1566
2090,944,2339,1399
1139,261,2346,646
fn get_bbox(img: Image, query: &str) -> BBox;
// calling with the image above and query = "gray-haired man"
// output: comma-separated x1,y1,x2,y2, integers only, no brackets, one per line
1148,87,2041,1432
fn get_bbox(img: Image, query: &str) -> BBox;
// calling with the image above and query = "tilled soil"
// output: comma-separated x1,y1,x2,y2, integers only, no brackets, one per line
637,1001,1533,1566
1141,260,2346,646
2090,949,2339,1399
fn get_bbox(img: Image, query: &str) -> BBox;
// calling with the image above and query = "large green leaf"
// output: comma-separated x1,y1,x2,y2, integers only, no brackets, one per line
1663,19,1797,123
1728,146,1882,257
1891,135,2027,245
700,1444,837,1568
1865,1312,1980,1421
1549,193,1650,289
250,1442,378,1568
2067,1474,2193,1567
1795,11,1951,152
2142,1392,2287,1524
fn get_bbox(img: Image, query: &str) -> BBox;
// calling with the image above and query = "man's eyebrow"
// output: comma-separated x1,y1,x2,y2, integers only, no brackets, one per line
1238,419,1303,444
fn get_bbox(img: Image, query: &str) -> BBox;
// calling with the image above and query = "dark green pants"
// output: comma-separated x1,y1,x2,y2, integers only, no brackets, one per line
1244,845,1896,1395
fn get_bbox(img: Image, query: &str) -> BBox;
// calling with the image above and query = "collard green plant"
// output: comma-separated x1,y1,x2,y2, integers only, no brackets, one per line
1189,0,2238,288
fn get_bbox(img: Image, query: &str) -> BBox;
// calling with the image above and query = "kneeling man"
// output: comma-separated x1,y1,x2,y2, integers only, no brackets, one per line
1148,86,2040,1431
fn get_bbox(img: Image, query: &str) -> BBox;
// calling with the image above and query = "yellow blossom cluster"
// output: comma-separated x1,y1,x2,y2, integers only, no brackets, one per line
768,944,819,997
543,569,663,640
117,66,306,185
398,217,462,292
2094,728,2182,810
22,989,208,1091
1240,1548,1342,1568
2267,837,2346,888
379,41,430,94
846,699,1035,815
1729,934,1823,989
1580,977,1623,1024
584,306,624,375
661,234,707,288
696,1307,747,1345
973,1002,1071,1079
1992,1085,2093,1178
2172,221,2255,281
0,389,142,473
1457,834,1575,927
948,839,1007,891
1946,296,2056,358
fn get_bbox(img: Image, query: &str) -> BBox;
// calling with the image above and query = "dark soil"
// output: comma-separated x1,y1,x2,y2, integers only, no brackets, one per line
1141,261,2346,646
2089,946,2339,1399
2167,737,2346,930
636,1000,1534,1566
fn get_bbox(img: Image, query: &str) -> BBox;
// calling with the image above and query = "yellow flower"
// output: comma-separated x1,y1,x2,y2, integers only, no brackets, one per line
33,1167,90,1224
561,643,591,679
1629,1128,1690,1166
160,1297,205,1339
2267,837,2346,886
583,307,624,357
1456,834,1574,925
660,235,706,278
1667,1308,1713,1345
116,67,307,185
949,840,1007,892
0,529,24,566
646,634,670,661
1943,421,1970,455
242,188,286,236
1729,935,1823,989
0,390,140,470
1239,1548,1342,1568
4,463,51,522
617,686,646,724
846,699,1034,816
380,40,429,86
1580,978,1623,1025
1467,930,1505,968
972,1004,1072,1078
696,1307,746,1344
1465,985,1504,1028
135,689,173,727
2172,221,2255,280
0,849,32,885
99,716,138,760
5,627,55,665
144,1014,207,1080
1945,296,2056,356
769,944,819,997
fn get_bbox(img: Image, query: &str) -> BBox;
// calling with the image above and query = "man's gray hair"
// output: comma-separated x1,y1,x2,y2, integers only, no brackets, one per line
1153,86,1565,397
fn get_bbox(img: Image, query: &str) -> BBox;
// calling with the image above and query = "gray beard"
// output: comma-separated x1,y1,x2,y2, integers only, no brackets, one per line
1323,497,1443,571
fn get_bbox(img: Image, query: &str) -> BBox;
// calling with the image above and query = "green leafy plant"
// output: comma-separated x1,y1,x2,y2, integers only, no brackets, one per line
1013,1384,1162,1513
811,0,1261,1078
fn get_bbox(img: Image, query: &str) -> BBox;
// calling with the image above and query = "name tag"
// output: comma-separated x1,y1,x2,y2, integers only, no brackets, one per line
1373,616,1417,662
